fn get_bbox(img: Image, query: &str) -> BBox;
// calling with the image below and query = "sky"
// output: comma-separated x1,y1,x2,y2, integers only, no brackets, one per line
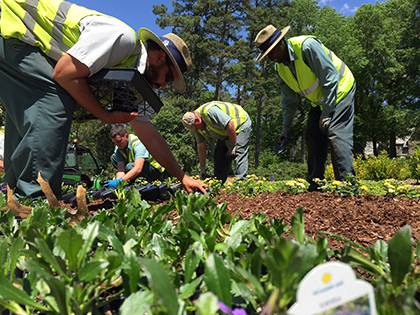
71,0,382,35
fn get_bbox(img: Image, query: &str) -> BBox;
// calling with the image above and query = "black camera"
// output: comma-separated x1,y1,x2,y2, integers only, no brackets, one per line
75,69,164,120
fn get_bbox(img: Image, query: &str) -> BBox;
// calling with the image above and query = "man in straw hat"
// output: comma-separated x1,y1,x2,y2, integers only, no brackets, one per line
0,0,206,198
182,101,252,183
255,25,356,190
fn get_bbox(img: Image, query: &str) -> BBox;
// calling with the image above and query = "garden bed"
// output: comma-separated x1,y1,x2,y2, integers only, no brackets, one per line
216,191,419,246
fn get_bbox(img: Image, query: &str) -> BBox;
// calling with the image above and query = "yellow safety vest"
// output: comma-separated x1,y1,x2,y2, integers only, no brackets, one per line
196,101,248,139
123,134,164,173
276,36,354,107
0,0,138,66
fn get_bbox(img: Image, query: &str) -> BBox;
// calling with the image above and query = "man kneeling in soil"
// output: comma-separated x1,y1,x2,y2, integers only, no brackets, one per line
104,124,165,189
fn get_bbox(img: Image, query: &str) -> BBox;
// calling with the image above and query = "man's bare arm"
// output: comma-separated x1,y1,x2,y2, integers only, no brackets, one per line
122,158,145,182
130,120,207,193
53,53,137,123
225,120,237,148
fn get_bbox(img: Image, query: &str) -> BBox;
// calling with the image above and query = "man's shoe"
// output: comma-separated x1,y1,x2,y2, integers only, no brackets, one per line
307,182,320,192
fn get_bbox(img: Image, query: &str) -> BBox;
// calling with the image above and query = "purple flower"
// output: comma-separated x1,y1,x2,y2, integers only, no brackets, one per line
218,302,232,314
232,308,247,315
217,301,247,315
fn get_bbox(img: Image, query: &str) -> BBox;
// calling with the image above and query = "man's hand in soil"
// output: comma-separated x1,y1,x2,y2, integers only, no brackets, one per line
104,178,124,189
181,175,207,193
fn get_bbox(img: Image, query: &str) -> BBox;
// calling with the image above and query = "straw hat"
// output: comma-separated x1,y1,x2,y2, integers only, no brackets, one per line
139,28,192,93
254,25,290,62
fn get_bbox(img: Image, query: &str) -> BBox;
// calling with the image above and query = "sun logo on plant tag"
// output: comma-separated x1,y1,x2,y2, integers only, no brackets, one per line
322,273,332,284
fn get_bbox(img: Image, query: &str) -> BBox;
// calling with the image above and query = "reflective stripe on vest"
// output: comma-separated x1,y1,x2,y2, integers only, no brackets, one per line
196,101,248,137
126,134,140,163
276,36,354,107
0,0,138,65
125,134,164,172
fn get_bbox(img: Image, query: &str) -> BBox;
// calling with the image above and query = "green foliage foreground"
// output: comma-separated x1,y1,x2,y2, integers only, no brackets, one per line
0,190,418,315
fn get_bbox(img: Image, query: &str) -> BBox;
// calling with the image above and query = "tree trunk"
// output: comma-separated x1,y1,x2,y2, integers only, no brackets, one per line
389,130,397,158
236,86,241,104
372,139,379,156
300,136,305,163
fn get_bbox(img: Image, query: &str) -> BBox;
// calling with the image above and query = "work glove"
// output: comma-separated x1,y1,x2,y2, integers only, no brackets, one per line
103,178,124,189
319,117,331,134
276,135,288,155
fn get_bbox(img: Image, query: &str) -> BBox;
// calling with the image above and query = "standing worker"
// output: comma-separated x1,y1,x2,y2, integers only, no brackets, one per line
105,124,165,188
182,101,252,183
0,0,206,198
254,25,356,190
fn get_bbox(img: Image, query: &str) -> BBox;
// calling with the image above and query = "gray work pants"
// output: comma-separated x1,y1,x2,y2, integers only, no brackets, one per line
214,119,252,183
305,84,356,183
0,36,75,198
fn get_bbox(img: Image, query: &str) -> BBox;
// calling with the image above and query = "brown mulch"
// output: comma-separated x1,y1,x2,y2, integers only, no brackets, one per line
60,189,419,247
215,191,420,247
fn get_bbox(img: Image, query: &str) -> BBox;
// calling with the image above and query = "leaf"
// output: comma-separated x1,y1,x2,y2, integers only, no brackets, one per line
0,299,28,315
122,253,140,294
204,254,232,306
55,229,83,272
24,259,54,279
0,239,8,277
254,220,273,242
225,220,251,251
195,292,219,315
260,288,279,315
344,247,385,276
184,248,201,283
8,237,25,281
79,260,109,282
77,222,99,269
0,276,49,311
98,225,124,255
179,276,202,299
44,277,69,315
140,258,179,315
34,238,68,280
417,240,420,263
291,208,305,244
120,290,153,315
233,266,265,300
127,187,142,207
388,225,413,286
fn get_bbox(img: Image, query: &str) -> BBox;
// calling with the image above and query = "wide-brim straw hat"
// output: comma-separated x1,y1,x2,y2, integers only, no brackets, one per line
254,25,290,62
139,28,192,93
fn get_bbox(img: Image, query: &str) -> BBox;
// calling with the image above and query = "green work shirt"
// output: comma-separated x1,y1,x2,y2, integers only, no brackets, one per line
280,37,340,134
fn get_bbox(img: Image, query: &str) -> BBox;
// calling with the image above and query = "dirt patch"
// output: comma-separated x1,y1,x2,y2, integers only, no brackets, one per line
60,189,419,247
215,191,420,246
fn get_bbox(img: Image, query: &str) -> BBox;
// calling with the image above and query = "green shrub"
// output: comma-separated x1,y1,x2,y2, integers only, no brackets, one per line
356,152,412,180
251,151,307,179
408,147,420,182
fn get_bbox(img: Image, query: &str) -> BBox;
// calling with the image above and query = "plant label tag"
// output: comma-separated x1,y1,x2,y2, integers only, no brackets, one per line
288,261,376,315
